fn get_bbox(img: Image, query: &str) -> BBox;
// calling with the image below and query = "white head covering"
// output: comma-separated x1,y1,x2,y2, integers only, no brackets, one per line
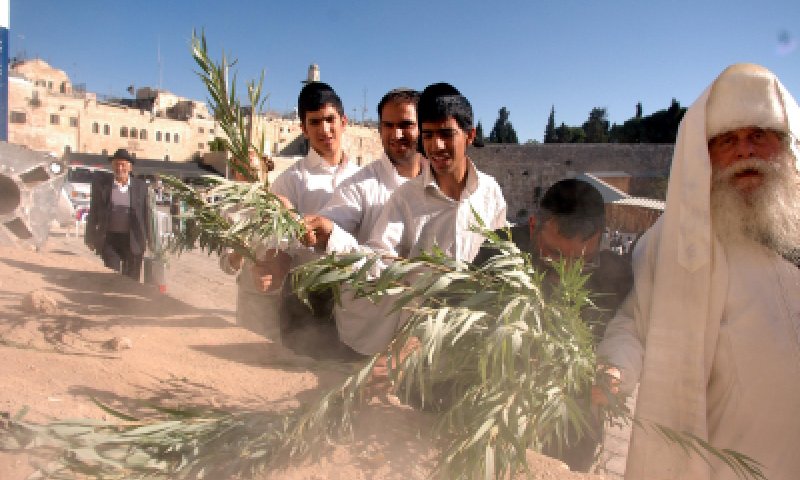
625,64,800,479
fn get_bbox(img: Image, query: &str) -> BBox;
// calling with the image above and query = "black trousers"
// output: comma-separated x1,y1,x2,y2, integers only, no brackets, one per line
102,232,142,281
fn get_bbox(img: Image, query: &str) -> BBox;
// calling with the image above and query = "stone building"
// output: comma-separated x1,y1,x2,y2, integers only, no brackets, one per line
469,143,674,224
7,59,384,178
8,59,219,161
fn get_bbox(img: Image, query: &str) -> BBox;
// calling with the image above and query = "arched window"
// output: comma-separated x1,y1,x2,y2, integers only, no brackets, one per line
156,131,162,141
120,126,128,137
140,129,147,140
173,133,179,143
92,122,99,134
165,132,171,142
103,124,110,135
130,127,138,138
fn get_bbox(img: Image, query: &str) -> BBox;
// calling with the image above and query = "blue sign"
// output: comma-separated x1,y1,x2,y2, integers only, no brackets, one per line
0,27,7,141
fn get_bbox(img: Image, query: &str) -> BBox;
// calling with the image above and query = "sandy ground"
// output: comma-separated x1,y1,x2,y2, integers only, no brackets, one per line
0,228,609,479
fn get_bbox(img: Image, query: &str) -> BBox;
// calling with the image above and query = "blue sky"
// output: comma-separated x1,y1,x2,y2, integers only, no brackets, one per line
11,0,800,142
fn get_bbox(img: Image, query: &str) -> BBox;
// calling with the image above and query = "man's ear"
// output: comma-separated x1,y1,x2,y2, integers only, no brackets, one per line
466,127,477,146
341,114,348,128
300,120,309,139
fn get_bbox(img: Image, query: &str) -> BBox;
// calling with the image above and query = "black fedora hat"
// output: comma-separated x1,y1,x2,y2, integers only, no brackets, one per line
110,148,135,163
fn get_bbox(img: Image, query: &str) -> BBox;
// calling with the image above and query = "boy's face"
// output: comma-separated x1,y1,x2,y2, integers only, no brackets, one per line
420,117,475,177
301,103,347,161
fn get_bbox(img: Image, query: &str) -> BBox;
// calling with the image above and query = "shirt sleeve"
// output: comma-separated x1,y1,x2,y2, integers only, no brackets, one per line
596,292,644,395
318,181,364,238
318,181,365,254
490,183,508,230
366,193,406,259
269,167,297,208
596,230,658,395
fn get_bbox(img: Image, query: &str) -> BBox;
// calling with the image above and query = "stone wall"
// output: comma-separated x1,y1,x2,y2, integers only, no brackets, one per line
469,143,674,223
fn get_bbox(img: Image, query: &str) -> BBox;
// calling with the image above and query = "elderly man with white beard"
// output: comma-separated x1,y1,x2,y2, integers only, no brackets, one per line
595,63,800,480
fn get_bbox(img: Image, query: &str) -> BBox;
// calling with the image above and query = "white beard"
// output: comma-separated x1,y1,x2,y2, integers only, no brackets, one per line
710,153,800,262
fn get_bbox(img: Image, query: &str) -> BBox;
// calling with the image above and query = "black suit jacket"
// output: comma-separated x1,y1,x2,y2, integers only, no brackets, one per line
85,172,150,256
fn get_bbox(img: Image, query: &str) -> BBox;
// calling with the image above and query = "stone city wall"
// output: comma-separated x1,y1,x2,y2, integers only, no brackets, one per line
469,143,674,223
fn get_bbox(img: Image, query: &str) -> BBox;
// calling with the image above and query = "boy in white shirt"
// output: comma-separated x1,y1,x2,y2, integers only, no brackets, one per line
220,82,358,356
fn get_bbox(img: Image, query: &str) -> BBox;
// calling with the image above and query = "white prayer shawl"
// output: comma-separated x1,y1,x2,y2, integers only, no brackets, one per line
598,66,800,479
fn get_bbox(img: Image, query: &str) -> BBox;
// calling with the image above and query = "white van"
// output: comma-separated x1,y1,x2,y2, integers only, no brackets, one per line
63,166,108,207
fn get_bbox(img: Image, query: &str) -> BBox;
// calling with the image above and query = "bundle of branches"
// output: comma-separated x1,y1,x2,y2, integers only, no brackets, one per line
0,229,764,479
289,230,606,478
160,174,304,261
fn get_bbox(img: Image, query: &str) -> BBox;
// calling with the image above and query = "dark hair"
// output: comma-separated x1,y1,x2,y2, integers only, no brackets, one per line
297,82,344,122
417,82,473,131
537,179,605,240
377,88,420,120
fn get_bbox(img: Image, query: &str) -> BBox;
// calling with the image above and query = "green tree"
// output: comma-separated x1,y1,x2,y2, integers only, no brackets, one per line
488,107,519,144
609,99,686,143
544,105,558,143
556,122,585,143
208,136,228,152
475,120,486,146
582,107,610,143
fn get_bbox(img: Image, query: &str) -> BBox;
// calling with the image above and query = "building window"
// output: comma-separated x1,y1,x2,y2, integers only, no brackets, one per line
50,114,60,125
140,129,147,140
130,127,137,138
47,81,53,90
92,122,99,133
10,111,26,124
198,127,204,133
120,126,128,137
156,131,162,141
69,117,78,128
60,82,67,94
101,149,108,156
103,124,110,135
198,142,204,149
209,128,215,135
173,133,179,143
165,132,171,142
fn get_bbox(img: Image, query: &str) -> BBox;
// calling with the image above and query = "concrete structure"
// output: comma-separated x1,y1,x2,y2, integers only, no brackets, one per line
470,143,674,224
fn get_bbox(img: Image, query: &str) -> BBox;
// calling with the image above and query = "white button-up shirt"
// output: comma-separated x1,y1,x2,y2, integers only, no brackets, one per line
367,159,507,261
336,159,507,354
269,147,359,266
321,154,424,253
270,147,359,216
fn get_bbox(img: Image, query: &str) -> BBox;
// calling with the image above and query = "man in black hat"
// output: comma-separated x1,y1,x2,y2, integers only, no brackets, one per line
85,148,150,280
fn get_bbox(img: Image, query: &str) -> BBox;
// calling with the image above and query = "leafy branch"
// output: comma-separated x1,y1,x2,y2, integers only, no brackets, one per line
160,174,304,261
191,30,267,183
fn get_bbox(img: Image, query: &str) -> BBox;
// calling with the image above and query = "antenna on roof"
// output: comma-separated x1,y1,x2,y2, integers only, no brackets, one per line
362,87,367,124
157,37,162,91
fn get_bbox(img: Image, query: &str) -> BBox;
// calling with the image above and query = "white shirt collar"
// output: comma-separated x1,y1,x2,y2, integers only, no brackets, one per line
306,147,349,172
113,177,131,192
423,157,479,200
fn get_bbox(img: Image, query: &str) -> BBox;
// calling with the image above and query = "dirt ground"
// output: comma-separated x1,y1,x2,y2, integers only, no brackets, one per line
0,228,607,479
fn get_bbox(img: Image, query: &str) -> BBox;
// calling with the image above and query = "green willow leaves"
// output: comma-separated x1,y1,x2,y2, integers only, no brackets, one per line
160,174,304,261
